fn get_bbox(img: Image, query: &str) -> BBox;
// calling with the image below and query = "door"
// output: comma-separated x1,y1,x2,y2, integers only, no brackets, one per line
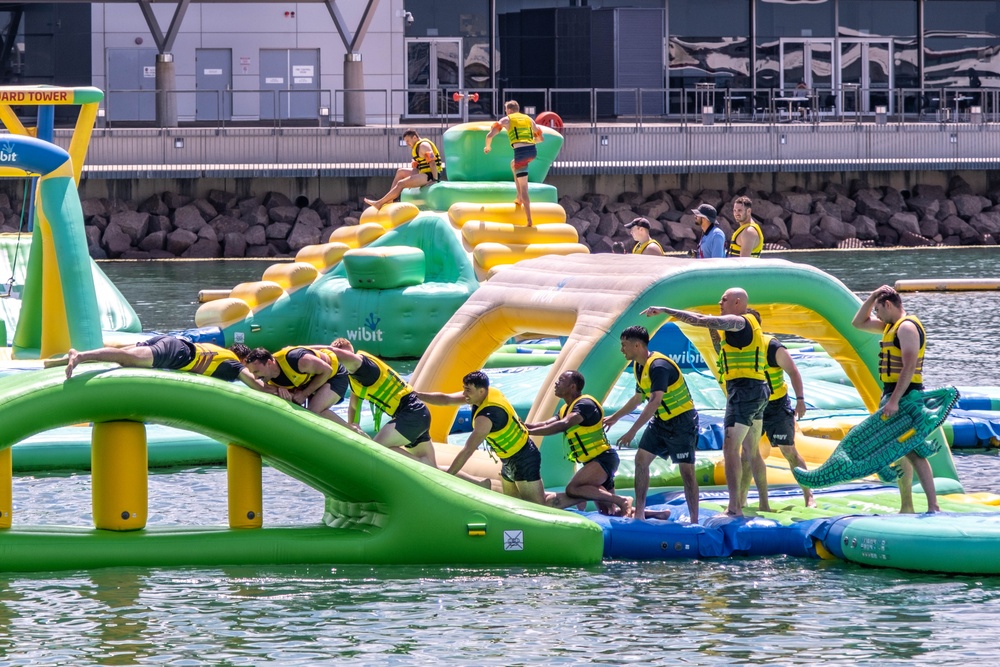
779,39,835,113
259,49,320,120
106,48,157,122
196,48,232,122
839,40,893,114
405,38,461,117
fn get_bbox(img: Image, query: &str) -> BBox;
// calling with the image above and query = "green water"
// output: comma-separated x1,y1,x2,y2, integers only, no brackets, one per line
4,248,999,666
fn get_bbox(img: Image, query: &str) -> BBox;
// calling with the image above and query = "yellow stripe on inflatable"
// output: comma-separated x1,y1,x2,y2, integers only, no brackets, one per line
895,278,1000,292
462,221,579,247
360,202,420,230
261,262,319,291
472,242,589,280
194,297,252,328
448,202,567,228
328,222,386,248
295,242,351,272
229,280,286,309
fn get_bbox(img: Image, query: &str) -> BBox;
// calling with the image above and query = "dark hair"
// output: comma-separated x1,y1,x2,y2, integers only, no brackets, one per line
462,370,490,390
734,195,753,209
244,348,274,365
746,307,761,325
611,241,626,254
620,325,650,345
230,343,251,360
876,290,903,309
402,129,419,140
563,370,585,392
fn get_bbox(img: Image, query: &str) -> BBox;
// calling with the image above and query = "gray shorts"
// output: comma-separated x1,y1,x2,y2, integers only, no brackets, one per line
638,410,698,464
725,379,769,428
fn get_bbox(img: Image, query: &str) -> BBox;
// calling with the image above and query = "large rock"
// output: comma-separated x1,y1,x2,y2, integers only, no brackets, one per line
207,189,238,211
595,213,619,236
936,199,958,220
834,194,857,222
139,230,167,251
269,206,300,224
760,219,788,242
574,206,600,226
110,211,150,244
750,198,783,221
181,239,222,258
246,225,267,246
773,191,813,215
295,207,323,228
952,193,984,218
696,189,724,208
886,211,920,236
813,200,842,219
851,214,878,240
223,232,247,258
581,193,609,213
665,220,697,242
788,233,824,249
197,225,218,243
192,199,218,221
882,187,905,212
101,223,133,258
906,195,940,219
567,216,592,237
817,215,854,241
854,191,892,224
137,194,169,216
787,213,812,237
913,183,946,200
80,198,107,219
173,204,208,232
635,200,671,219
968,211,1000,236
166,228,199,255
938,215,977,241
211,215,249,236
163,191,193,210
619,192,645,208
918,216,940,239
263,191,293,209
266,222,292,240
287,222,323,250
948,175,973,197
559,196,581,217
668,189,694,210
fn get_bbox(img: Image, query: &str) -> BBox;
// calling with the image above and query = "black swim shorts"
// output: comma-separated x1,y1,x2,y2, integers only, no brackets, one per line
500,440,542,483
638,410,699,465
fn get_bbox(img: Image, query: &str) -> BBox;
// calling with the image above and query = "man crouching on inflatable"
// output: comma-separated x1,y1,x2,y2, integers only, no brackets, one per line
852,285,940,513
525,370,633,516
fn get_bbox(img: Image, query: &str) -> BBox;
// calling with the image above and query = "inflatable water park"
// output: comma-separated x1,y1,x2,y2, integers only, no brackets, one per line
5,85,1000,575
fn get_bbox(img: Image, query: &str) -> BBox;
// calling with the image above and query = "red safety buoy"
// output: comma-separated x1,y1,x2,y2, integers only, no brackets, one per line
535,111,564,130
452,92,462,102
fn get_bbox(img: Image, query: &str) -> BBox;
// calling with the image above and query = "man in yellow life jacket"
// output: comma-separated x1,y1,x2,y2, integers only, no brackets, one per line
46,335,268,389
728,195,764,257
417,370,545,504
603,325,700,523
624,217,665,256
524,370,633,516
329,338,437,467
484,99,544,226
643,287,771,517
363,128,444,211
243,345,358,432
747,309,815,508
852,285,940,513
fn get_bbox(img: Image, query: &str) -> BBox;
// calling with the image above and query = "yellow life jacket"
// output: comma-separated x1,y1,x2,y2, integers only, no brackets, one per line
506,113,536,145
634,352,695,421
558,395,611,463
632,239,663,255
178,343,241,376
879,315,925,385
761,335,788,401
348,350,413,416
411,139,443,175
272,347,339,388
719,315,766,382
728,220,764,257
472,387,529,459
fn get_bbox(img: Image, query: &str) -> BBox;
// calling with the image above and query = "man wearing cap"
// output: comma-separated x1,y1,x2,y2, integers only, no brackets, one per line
694,204,726,259
625,217,664,255
728,195,764,257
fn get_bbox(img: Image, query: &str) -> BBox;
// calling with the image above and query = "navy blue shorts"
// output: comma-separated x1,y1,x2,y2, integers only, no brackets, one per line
762,395,795,446
137,335,195,370
587,448,620,491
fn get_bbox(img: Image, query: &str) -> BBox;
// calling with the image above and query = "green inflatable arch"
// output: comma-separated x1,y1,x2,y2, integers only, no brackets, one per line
0,367,602,572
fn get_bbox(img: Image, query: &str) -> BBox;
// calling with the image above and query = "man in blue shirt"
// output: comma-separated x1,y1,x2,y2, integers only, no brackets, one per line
694,204,725,258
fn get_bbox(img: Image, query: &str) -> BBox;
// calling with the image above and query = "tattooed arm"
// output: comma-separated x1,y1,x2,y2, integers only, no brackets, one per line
641,306,747,331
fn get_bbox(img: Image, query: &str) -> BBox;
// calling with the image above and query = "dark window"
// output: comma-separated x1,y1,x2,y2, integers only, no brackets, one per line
838,0,917,37
756,0,834,38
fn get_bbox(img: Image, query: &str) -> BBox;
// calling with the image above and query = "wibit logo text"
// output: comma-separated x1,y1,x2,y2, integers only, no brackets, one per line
346,312,384,342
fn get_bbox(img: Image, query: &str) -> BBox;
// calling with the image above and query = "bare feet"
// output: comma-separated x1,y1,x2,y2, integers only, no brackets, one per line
363,198,381,211
644,509,672,521
619,496,633,518
804,493,817,508
63,349,81,379
724,509,743,517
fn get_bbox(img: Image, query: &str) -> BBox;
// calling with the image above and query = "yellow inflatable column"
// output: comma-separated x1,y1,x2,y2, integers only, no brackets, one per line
0,448,10,529
92,421,148,530
227,444,263,528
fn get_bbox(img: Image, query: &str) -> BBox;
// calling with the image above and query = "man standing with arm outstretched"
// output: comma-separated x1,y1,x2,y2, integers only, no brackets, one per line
484,100,543,227
643,288,771,516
